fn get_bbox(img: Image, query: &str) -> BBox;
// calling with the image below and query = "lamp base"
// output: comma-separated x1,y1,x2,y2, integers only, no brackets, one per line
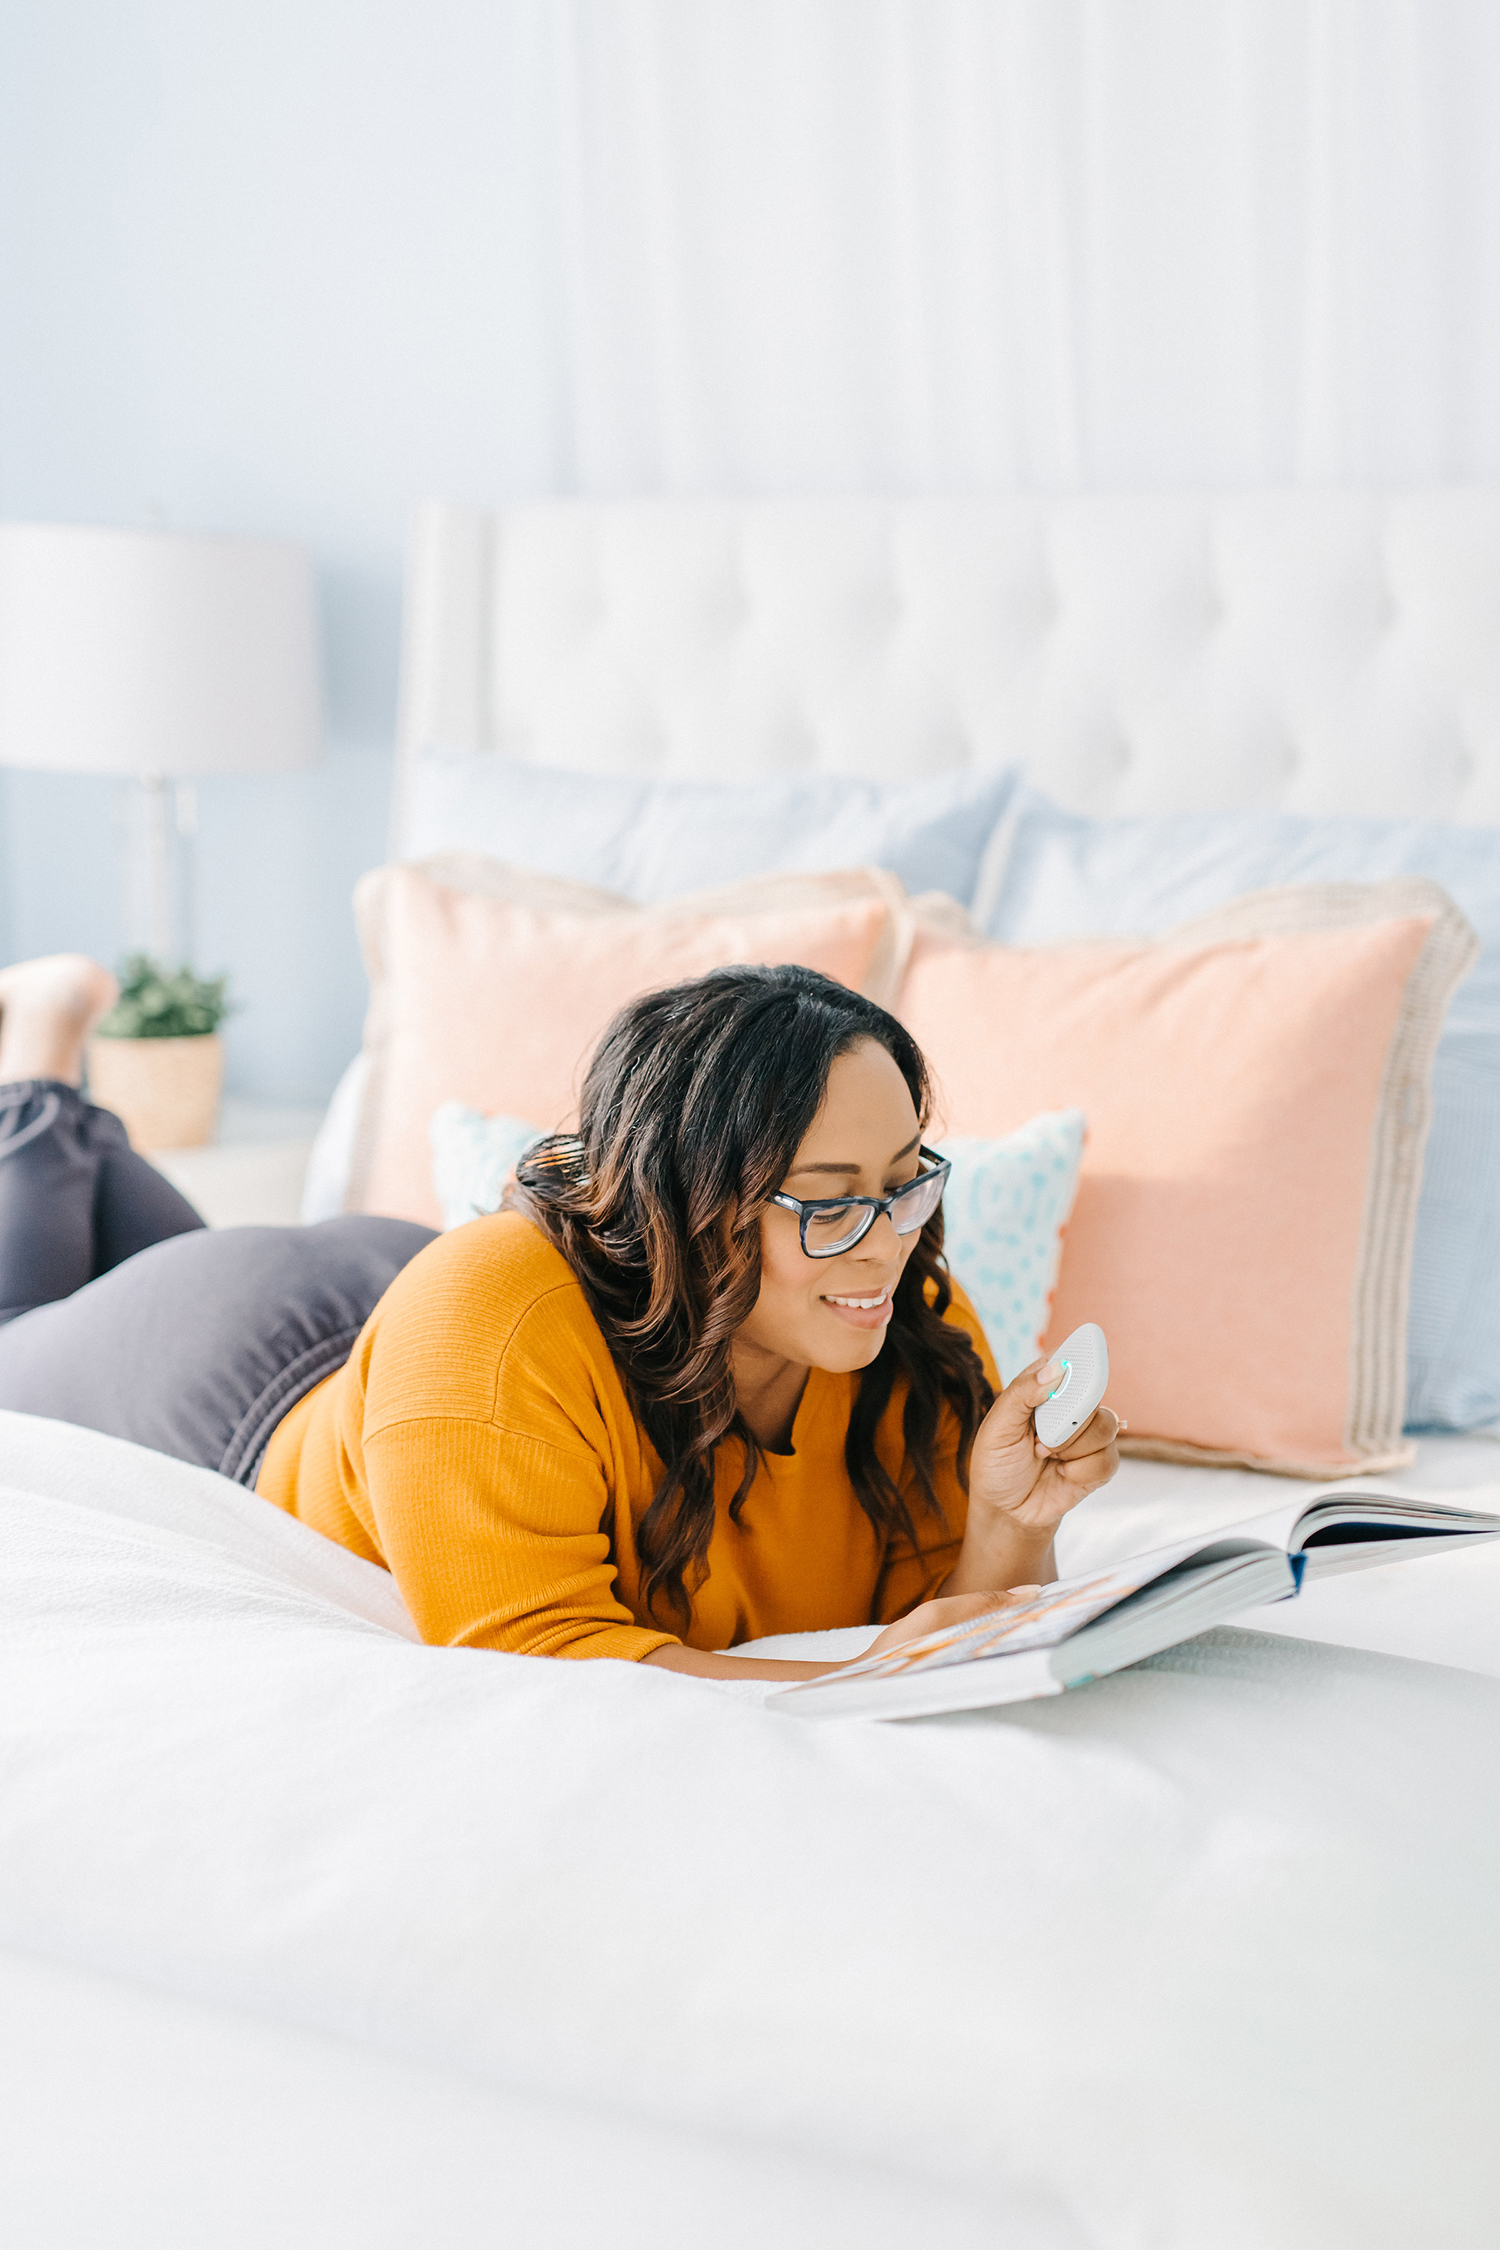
121,776,196,968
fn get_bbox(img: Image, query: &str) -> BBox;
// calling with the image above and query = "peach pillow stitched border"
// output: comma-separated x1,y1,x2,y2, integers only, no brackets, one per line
897,878,1479,1478
347,858,913,1228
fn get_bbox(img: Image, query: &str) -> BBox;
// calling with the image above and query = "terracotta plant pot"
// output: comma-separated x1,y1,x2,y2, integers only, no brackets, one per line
86,1032,224,1153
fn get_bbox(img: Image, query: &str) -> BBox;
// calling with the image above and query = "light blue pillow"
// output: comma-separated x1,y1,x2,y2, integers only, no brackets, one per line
936,1110,1087,1382
406,751,1018,909
430,1104,542,1232
976,788,1500,1430
429,1100,1086,1386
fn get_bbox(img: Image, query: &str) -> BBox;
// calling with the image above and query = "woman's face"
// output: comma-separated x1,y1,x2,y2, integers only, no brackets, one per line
738,1037,926,1375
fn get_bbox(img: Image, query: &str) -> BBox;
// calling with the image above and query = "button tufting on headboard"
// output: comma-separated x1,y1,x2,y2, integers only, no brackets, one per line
392,491,1500,852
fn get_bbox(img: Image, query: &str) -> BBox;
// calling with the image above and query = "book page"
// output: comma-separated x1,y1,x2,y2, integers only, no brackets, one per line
832,1537,1220,1685
823,1493,1500,1696
1231,1488,1500,1555
1205,1489,1438,1554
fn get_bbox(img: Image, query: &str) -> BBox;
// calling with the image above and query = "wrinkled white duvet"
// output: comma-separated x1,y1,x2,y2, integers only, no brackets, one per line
2,1409,1498,2250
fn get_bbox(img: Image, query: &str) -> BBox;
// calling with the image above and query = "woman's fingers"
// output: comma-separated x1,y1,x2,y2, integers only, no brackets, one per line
1036,1408,1120,1499
1036,1404,1121,1461
1052,1440,1119,1493
947,1586,1041,1619
1049,1438,1120,1498
988,1367,1125,1466
865,1581,1051,1659
970,1360,1127,1520
978,1353,1071,1452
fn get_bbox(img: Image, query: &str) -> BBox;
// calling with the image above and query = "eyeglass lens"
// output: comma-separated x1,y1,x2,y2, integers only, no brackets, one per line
802,1167,945,1252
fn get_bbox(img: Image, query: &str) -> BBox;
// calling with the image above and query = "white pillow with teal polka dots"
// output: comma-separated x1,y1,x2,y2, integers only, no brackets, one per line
430,1099,1085,1386
935,1109,1085,1384
430,1103,544,1233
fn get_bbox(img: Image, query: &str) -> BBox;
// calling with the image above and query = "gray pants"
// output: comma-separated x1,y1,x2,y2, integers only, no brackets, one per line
0,1079,434,1485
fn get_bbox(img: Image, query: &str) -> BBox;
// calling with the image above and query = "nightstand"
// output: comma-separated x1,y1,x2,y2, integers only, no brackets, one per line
150,1097,327,1228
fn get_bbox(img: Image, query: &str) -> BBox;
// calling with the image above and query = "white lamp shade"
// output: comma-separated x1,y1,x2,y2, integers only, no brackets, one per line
0,521,322,776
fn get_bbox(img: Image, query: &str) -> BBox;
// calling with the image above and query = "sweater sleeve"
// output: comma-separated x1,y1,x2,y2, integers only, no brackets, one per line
359,1284,677,1663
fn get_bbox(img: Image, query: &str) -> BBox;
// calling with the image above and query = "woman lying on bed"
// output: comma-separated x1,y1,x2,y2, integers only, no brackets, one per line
0,952,1120,1681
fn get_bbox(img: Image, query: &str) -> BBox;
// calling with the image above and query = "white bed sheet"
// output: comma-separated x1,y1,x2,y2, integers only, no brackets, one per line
0,1949,1039,2250
2,1411,1497,2249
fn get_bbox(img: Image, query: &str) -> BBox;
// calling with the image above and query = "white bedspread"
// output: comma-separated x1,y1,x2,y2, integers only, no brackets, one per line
2,1410,1498,2249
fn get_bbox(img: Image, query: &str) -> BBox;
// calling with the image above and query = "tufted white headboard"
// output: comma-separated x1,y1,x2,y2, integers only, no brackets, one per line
392,492,1500,854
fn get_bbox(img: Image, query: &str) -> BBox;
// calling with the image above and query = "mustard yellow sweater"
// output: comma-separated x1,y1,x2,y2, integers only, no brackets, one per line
258,1212,996,1659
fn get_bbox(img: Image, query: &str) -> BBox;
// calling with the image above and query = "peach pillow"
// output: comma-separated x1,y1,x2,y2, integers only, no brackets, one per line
349,859,910,1227
898,878,1479,1476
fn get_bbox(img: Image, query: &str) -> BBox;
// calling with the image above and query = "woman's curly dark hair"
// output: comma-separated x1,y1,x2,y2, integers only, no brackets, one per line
505,964,993,1629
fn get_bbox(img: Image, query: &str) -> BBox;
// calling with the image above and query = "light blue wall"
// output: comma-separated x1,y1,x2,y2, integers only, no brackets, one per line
0,0,570,1100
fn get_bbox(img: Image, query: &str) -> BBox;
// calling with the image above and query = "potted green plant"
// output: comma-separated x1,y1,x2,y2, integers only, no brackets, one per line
87,956,234,1152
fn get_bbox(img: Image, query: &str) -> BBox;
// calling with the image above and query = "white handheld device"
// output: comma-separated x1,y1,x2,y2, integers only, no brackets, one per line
1033,1323,1109,1451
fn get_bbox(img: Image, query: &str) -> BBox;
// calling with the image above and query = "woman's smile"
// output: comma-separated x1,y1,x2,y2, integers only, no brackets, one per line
820,1283,894,1329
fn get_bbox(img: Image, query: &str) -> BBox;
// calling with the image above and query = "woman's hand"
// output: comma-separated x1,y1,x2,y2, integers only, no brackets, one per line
644,1585,1048,1684
938,1354,1122,1600
647,1365,1119,1684
971,1353,1123,1533
863,1585,1043,1661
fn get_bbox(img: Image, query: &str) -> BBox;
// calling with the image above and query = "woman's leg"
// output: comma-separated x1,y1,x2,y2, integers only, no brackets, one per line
0,1215,434,1480
0,952,436,1483
0,955,204,1323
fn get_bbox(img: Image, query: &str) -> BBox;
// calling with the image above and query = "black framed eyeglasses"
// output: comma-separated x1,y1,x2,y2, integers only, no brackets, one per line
769,1147,951,1259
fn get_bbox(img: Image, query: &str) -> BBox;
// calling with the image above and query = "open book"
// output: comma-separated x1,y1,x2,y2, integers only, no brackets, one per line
772,1490,1500,1722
